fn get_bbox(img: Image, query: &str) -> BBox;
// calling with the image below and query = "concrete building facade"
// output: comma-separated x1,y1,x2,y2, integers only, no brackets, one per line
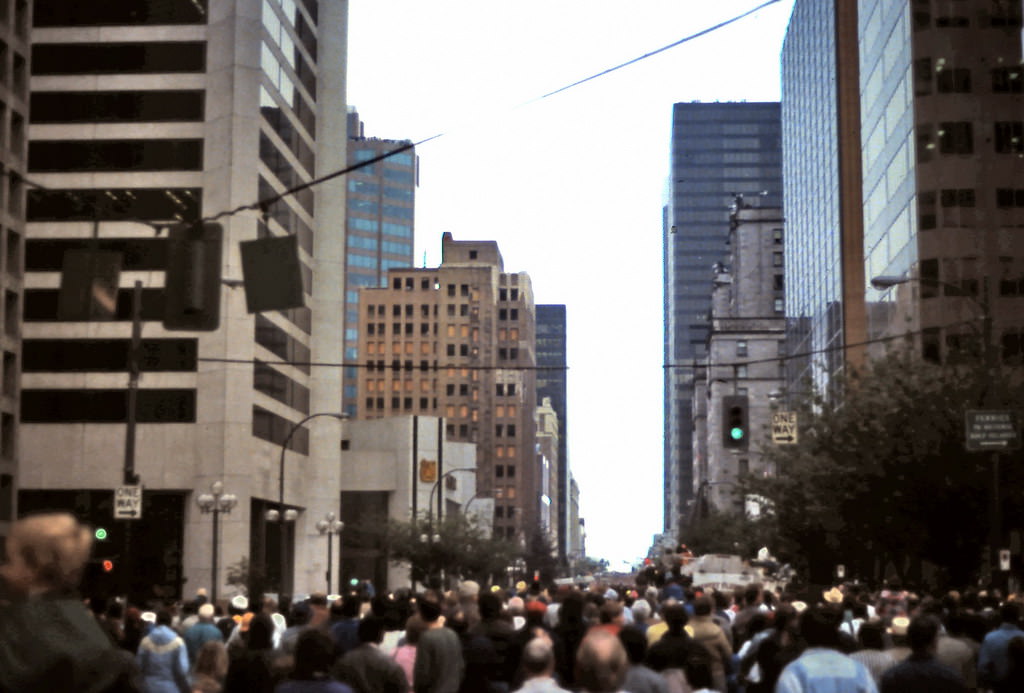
337,415,476,592
692,202,786,514
862,1,1024,359
356,233,540,543
341,109,416,418
535,395,558,549
663,102,782,536
19,0,349,601
535,304,568,560
0,0,28,552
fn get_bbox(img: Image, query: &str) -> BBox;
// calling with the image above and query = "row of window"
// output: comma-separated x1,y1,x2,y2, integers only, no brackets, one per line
914,63,1022,95
33,42,205,76
22,389,196,423
29,139,203,173
918,121,1024,157
33,0,207,27
257,177,314,242
28,188,200,224
913,6,1022,31
261,89,315,172
254,360,309,414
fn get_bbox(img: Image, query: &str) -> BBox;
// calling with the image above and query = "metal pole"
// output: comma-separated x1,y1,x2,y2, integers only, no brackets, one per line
211,507,220,604
411,416,417,590
124,280,142,485
437,417,444,522
326,530,333,595
992,451,1002,586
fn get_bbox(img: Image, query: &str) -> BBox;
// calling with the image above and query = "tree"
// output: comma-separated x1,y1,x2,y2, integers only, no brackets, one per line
379,512,520,588
749,345,1023,588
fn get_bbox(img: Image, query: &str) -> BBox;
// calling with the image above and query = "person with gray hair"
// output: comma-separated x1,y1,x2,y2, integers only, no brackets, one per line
514,636,570,692
631,599,653,635
576,629,630,693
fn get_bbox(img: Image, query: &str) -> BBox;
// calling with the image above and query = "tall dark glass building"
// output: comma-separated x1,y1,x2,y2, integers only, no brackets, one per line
781,0,866,398
663,102,782,536
535,304,567,561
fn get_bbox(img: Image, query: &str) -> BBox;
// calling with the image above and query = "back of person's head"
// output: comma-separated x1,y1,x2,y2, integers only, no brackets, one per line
1002,601,1021,626
908,614,940,654
342,593,362,619
478,591,502,620
663,602,689,634
404,614,426,646
2,513,93,595
712,590,730,612
194,640,228,680
799,605,841,648
248,613,275,651
599,600,623,624
631,599,652,622
106,601,124,620
618,625,648,664
292,629,336,680
857,619,886,650
576,629,629,692
744,585,761,606
357,615,384,644
417,595,443,623
521,636,557,677
156,609,173,626
559,591,585,627
693,595,713,616
289,600,311,627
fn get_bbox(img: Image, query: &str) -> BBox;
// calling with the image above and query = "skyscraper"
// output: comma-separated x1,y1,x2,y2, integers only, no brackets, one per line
535,304,568,561
663,102,782,536
20,0,349,599
342,109,417,417
782,0,1024,385
356,233,541,542
781,0,866,397
0,0,28,550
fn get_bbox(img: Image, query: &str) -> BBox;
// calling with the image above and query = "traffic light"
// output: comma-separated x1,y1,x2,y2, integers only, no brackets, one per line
163,222,223,331
102,559,115,573
722,395,749,450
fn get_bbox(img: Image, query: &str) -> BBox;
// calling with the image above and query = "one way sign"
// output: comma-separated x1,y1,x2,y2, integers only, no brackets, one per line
771,412,798,445
114,486,143,520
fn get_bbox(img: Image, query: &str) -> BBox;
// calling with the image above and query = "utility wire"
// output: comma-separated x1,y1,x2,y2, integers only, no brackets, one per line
15,1,782,228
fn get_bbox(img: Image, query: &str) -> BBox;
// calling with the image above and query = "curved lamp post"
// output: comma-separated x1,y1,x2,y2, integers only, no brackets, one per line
272,411,348,599
427,466,477,527
196,481,238,605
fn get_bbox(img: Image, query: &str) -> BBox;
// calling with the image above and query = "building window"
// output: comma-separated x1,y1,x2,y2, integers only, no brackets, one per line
773,298,784,313
939,122,973,154
995,122,1024,154
736,341,748,357
992,67,1023,93
495,464,504,478
772,252,783,267
919,191,937,230
937,68,971,93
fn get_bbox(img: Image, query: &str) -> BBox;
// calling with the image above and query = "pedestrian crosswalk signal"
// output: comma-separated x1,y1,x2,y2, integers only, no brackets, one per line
722,395,749,450
102,559,114,572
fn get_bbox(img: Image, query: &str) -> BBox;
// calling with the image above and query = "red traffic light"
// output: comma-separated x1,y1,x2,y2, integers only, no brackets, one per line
102,559,114,573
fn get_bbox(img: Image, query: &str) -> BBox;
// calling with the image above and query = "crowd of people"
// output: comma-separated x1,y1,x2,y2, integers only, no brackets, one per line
5,513,1024,692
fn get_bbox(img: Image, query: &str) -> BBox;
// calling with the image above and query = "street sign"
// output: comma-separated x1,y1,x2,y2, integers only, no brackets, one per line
419,459,437,483
114,485,142,520
965,410,1021,452
771,411,798,445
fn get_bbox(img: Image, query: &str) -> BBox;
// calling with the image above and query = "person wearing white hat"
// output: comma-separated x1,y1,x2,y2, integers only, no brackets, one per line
184,603,224,665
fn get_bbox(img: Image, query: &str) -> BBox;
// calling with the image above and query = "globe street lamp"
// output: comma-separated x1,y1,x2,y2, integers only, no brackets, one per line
196,481,238,605
274,412,348,600
315,512,344,595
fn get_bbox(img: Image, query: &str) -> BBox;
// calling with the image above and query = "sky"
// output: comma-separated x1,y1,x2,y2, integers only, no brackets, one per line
346,0,796,568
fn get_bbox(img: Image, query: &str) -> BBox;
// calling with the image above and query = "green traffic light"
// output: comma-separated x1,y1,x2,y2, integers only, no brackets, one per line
730,427,745,441
95,528,108,540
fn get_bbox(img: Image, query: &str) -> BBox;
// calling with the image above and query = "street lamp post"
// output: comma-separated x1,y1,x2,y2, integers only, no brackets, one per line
196,481,238,605
427,467,477,527
315,512,344,595
273,411,348,599
871,274,1001,583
